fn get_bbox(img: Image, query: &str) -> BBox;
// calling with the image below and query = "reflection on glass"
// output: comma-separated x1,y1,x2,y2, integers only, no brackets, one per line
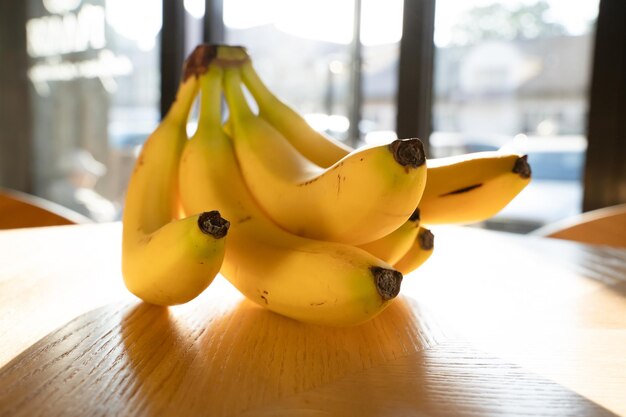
48,148,117,222
26,0,161,221
432,0,599,233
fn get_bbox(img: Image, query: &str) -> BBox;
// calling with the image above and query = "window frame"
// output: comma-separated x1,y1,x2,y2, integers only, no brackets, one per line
1,0,624,214
583,0,626,211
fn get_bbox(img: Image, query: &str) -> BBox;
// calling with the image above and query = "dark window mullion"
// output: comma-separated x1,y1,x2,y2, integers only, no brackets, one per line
204,0,225,44
348,0,363,148
0,1,31,192
160,0,186,119
584,0,626,210
396,0,436,156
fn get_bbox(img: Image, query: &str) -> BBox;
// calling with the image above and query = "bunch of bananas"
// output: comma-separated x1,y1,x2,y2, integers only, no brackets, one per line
121,44,531,326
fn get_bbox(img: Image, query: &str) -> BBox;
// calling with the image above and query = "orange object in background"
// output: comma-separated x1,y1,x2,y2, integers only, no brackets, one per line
0,188,90,229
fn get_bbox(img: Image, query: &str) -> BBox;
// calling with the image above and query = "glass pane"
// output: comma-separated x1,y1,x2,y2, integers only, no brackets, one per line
224,0,355,143
223,0,402,147
361,0,403,146
432,0,599,233
26,0,161,222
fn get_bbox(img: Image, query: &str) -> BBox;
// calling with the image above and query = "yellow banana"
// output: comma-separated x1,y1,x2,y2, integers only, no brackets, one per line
223,67,427,245
240,57,351,168
358,208,421,265
178,59,403,326
237,52,530,228
419,152,531,225
393,227,435,275
122,46,230,306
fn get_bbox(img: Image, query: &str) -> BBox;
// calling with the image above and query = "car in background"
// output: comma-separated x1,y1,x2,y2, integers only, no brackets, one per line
429,132,510,158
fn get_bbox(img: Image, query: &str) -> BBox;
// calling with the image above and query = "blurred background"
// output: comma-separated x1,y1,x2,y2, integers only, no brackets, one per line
1,0,623,233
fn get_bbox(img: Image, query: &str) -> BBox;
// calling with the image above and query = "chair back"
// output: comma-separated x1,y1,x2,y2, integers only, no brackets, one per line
532,203,626,248
0,188,91,229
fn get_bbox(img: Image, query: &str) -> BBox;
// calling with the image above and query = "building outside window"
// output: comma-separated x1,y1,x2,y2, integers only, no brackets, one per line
223,0,599,233
432,0,599,232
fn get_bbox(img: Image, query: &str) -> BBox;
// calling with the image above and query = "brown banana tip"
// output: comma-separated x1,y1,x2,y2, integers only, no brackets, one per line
198,210,230,239
183,44,219,81
389,138,426,168
370,267,403,301
409,207,421,222
418,228,434,250
513,155,532,179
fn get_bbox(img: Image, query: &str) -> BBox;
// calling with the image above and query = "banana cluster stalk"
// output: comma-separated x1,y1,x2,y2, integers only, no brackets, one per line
121,44,531,326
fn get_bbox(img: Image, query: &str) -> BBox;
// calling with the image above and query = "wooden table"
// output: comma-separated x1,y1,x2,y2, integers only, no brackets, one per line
0,222,625,416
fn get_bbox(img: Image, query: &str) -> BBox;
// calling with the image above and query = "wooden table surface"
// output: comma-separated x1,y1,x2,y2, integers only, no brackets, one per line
0,222,625,417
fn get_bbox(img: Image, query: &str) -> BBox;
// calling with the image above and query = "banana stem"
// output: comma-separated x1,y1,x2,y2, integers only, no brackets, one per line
198,210,230,239
223,68,254,121
513,155,532,178
388,138,426,168
240,61,274,108
370,267,402,300
197,66,224,133
417,228,434,250
165,77,199,126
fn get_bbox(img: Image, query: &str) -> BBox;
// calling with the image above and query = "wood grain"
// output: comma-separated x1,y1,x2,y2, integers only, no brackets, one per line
0,223,126,367
1,223,626,416
242,341,618,417
0,291,446,417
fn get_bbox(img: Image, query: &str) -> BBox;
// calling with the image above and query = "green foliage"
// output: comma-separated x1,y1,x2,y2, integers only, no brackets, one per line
451,0,568,45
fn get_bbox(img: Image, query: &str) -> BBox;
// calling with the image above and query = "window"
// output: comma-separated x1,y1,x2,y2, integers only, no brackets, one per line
431,0,600,233
222,0,403,147
2,0,624,230
24,0,162,221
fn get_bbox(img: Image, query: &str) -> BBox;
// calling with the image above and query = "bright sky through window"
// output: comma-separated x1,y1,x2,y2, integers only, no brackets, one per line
435,0,599,46
221,0,598,46
223,0,403,46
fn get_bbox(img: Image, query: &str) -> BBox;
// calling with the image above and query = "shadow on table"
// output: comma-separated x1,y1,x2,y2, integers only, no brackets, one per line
0,293,618,417
119,295,619,417
119,295,444,416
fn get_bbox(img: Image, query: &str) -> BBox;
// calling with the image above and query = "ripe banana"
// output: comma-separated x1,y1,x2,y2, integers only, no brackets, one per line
393,227,435,275
240,57,351,168
266,102,530,225
418,152,531,225
223,67,427,245
237,51,531,228
122,46,230,306
178,58,403,326
358,208,421,265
